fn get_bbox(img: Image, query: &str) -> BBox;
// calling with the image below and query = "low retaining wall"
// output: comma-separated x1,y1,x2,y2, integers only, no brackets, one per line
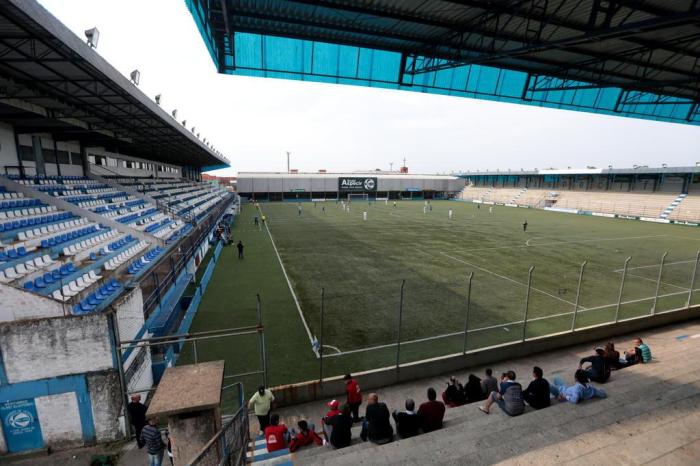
269,305,700,407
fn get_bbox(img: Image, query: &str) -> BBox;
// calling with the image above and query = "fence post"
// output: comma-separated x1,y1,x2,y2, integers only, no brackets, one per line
687,251,700,308
652,252,668,315
256,294,268,388
463,273,473,354
522,266,534,341
615,257,632,323
193,339,198,364
395,280,405,380
319,288,325,389
571,261,587,331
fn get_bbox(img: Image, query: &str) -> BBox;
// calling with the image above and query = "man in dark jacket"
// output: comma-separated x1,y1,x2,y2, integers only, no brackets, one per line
327,404,353,449
392,399,420,439
579,347,610,383
140,418,165,466
127,394,147,448
522,366,551,410
360,393,393,443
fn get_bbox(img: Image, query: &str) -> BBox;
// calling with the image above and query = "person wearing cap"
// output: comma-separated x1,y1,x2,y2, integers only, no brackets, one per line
579,347,610,383
248,385,275,433
344,374,363,423
127,393,147,448
321,399,342,442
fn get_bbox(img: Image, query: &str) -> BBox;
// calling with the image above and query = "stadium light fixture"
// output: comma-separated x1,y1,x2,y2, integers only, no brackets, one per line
155,94,161,105
181,120,187,127
197,132,200,138
191,127,196,133
84,27,100,48
171,109,178,119
130,69,140,86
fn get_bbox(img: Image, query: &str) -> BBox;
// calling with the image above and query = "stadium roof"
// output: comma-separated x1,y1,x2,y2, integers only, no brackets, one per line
187,0,700,126
460,165,700,176
0,0,229,169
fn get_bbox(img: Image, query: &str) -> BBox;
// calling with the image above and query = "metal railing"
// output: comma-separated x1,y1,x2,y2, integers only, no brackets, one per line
189,383,249,466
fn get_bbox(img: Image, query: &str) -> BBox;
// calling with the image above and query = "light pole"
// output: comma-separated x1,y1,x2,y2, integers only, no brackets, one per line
286,151,290,173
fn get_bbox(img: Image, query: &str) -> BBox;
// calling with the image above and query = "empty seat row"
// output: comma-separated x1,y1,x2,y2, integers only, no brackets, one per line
40,225,99,249
126,246,164,275
0,191,24,199
48,269,102,301
70,279,121,313
0,204,58,220
105,241,148,271
0,254,55,282
23,263,82,291
0,246,28,262
62,229,119,256
0,198,41,210
19,216,85,241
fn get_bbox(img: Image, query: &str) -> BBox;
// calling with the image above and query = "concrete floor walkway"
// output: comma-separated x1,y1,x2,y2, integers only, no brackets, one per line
260,318,700,465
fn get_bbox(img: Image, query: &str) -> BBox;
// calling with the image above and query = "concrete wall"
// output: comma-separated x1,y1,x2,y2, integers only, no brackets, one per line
0,122,18,169
115,287,145,342
87,371,123,442
269,305,700,407
237,175,465,194
0,313,113,383
0,422,6,454
0,284,65,323
35,392,83,449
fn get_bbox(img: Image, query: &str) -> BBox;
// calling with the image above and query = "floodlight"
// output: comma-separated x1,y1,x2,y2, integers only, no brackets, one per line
171,109,178,119
191,127,196,133
130,69,140,86
197,132,200,138
85,27,100,48
182,120,187,127
155,94,161,105
662,163,667,168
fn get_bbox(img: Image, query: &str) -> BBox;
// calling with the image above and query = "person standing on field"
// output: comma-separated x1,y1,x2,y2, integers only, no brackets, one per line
249,385,275,434
298,204,302,216
237,241,244,259
523,220,528,232
344,374,363,422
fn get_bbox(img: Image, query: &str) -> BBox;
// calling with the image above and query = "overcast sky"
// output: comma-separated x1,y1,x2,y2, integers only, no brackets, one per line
39,0,700,176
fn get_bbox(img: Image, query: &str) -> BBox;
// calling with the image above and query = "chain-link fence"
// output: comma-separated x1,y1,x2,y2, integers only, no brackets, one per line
314,250,700,380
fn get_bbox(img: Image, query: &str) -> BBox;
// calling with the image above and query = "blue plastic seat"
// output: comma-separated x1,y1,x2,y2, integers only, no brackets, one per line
7,249,18,260
43,272,55,284
34,277,47,289
80,301,95,312
17,246,26,256
51,269,61,280
23,281,35,291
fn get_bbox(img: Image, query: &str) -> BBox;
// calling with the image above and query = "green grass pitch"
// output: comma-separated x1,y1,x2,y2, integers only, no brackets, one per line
185,200,700,389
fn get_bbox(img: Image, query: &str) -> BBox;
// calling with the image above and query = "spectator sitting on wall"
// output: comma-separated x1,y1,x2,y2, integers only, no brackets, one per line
480,368,498,398
392,399,420,439
579,347,611,383
604,341,624,370
443,376,466,407
550,369,607,404
522,366,551,410
636,338,652,363
327,404,353,449
478,370,525,416
417,387,445,433
264,414,290,452
289,420,323,452
360,393,393,444
464,374,485,402
321,399,342,443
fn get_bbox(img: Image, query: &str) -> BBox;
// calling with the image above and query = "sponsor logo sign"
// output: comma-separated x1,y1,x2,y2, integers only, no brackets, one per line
1,399,43,452
338,177,377,192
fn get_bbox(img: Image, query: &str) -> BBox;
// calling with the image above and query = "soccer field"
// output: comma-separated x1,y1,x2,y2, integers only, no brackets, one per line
187,200,700,387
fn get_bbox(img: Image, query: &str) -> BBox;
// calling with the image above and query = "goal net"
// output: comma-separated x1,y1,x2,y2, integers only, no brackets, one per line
348,193,369,202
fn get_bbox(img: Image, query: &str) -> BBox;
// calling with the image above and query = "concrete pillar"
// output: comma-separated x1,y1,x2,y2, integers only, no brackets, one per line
146,361,225,466
31,135,45,175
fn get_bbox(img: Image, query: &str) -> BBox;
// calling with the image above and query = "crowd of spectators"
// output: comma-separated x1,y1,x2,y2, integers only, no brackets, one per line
251,338,652,455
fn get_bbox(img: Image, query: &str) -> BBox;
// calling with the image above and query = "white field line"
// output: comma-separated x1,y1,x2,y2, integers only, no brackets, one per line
523,234,668,250
324,287,700,358
624,271,690,292
440,252,580,308
613,259,697,273
260,209,318,358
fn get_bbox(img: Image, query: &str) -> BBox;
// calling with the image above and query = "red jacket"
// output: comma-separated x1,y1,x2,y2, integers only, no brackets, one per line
289,430,322,452
264,425,288,452
324,408,341,421
345,379,362,404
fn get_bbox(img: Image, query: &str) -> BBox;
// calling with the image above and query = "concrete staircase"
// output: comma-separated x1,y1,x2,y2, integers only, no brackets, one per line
281,321,700,465
660,193,687,219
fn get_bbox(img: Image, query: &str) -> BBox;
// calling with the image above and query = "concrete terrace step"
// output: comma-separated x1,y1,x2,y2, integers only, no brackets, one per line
289,323,700,465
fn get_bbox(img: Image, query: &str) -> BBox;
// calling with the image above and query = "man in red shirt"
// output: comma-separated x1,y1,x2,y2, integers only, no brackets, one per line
264,414,289,452
418,387,445,433
289,420,323,452
322,399,342,441
344,374,362,422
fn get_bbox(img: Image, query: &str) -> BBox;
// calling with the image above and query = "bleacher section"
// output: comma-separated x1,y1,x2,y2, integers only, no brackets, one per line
0,175,231,318
460,185,687,220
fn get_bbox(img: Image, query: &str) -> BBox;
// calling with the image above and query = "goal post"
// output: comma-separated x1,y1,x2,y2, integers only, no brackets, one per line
348,193,369,202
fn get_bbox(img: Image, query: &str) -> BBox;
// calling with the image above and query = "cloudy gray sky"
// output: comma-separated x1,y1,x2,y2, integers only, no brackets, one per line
39,0,700,176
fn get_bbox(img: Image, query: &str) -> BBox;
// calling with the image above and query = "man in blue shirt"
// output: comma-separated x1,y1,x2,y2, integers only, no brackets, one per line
479,370,525,416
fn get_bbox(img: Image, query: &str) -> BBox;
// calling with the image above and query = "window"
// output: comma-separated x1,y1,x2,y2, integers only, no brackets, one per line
42,148,56,164
18,145,33,162
71,152,83,166
56,150,70,164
